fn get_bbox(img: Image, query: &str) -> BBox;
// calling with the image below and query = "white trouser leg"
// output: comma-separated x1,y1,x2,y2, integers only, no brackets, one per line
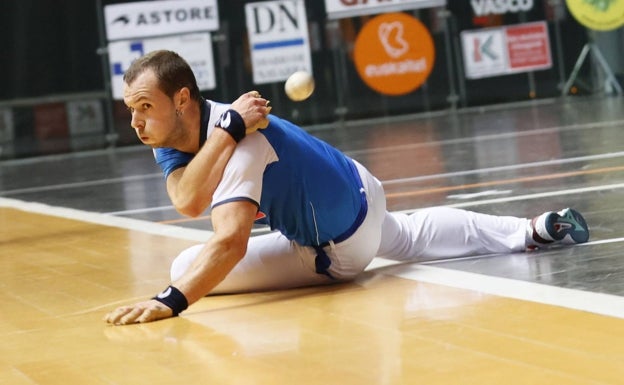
376,207,529,262
170,232,334,294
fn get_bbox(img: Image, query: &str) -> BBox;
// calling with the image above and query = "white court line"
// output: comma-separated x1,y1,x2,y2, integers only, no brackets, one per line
579,237,624,246
394,182,624,214
347,118,624,157
3,194,624,320
105,205,175,215
384,264,624,319
383,151,624,185
0,173,162,196
0,197,212,242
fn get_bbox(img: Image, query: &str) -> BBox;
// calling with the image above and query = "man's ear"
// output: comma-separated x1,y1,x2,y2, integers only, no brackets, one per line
175,87,191,110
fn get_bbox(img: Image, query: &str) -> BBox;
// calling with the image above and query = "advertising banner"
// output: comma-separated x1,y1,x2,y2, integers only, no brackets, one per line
66,100,106,150
461,21,552,79
33,103,70,153
324,0,446,19
353,13,435,95
108,33,216,100
565,0,624,31
67,100,105,136
246,0,312,84
104,0,219,41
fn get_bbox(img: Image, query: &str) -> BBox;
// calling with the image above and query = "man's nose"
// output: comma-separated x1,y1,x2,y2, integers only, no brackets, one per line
131,113,145,131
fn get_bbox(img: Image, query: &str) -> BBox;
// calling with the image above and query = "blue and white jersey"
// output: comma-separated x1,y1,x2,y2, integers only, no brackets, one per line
154,100,365,247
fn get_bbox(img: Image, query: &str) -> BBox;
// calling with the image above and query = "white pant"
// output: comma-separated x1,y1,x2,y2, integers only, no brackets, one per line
170,162,529,294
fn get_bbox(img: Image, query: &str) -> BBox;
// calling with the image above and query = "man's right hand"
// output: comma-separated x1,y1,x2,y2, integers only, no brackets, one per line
104,299,174,325
230,91,272,134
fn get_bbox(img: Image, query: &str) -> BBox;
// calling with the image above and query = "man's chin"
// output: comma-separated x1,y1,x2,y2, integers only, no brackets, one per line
141,139,163,148
143,138,177,149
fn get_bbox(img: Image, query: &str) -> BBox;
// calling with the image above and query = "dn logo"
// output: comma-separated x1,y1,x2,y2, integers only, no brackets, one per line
248,0,301,34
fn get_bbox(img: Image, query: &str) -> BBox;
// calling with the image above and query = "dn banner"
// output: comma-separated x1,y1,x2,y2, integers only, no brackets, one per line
246,0,312,84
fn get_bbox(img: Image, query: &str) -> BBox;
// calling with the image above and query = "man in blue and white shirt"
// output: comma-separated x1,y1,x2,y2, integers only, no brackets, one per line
105,50,589,325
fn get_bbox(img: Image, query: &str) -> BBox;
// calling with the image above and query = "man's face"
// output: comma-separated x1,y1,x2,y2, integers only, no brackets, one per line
123,69,183,148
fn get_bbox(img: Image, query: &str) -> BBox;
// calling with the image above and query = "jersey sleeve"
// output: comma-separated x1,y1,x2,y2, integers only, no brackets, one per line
211,133,278,209
153,148,194,179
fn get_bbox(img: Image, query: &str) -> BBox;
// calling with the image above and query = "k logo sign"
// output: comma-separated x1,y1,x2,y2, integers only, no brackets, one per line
353,13,435,96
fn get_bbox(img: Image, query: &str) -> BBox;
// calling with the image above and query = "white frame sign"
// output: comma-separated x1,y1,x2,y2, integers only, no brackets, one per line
245,0,312,84
104,0,219,41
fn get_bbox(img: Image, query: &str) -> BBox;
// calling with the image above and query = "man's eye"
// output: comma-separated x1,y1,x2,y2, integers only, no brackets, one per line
142,103,151,110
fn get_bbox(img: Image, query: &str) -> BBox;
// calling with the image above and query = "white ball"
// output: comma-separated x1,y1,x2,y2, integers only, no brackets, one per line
285,71,315,101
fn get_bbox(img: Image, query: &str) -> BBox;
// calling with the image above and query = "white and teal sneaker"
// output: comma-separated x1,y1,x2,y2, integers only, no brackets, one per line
528,208,590,249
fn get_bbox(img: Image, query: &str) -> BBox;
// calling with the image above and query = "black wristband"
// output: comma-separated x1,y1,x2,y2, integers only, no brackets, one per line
152,285,188,316
216,109,246,143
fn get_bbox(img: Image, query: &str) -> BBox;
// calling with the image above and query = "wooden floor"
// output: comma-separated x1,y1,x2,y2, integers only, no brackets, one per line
2,96,624,384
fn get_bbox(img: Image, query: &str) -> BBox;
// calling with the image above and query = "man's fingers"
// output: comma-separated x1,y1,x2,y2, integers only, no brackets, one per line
105,306,133,324
119,307,144,325
105,300,175,326
230,91,272,134
252,97,269,108
104,307,129,323
259,116,270,129
245,114,270,134
135,308,155,324
105,305,145,325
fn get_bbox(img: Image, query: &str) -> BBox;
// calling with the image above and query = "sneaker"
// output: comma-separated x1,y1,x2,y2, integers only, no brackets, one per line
528,208,589,248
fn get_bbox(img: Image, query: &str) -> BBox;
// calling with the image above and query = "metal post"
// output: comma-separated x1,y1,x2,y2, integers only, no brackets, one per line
95,0,118,148
562,31,623,96
550,0,567,91
440,8,458,110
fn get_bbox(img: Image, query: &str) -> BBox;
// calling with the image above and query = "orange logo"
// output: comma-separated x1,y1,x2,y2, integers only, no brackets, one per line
353,13,435,96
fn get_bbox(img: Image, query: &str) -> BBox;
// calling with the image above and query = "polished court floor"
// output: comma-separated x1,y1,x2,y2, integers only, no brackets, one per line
1,95,624,384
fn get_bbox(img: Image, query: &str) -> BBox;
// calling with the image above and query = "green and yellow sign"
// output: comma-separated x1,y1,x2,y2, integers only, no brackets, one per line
566,0,624,30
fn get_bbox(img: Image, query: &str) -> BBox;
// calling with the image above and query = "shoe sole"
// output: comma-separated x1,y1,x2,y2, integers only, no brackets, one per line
556,208,590,244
